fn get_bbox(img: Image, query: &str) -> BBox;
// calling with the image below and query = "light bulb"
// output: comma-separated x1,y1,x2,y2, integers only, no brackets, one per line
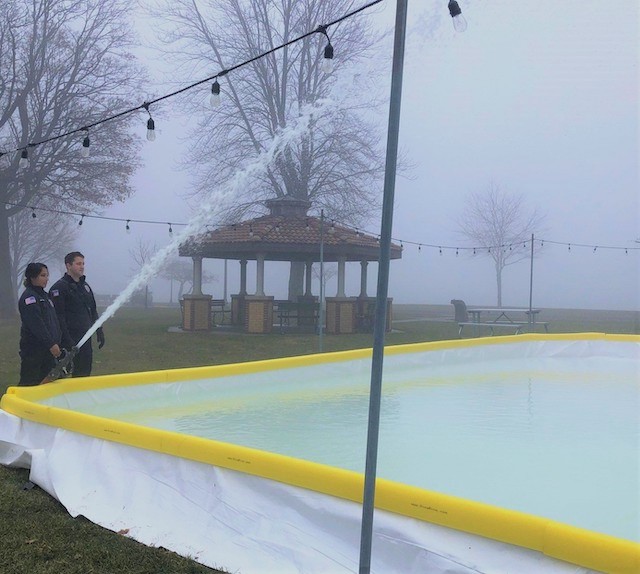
322,43,334,74
146,117,156,141
81,135,90,158
210,80,221,107
126,220,131,234
19,149,29,169
448,0,467,32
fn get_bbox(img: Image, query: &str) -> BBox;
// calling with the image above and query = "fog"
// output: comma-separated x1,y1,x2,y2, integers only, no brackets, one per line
73,0,639,312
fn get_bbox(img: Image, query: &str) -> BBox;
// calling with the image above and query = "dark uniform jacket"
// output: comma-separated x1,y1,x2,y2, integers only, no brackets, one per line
50,273,99,349
18,285,62,354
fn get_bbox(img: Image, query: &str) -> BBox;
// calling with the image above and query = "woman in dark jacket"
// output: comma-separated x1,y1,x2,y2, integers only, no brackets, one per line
18,263,62,386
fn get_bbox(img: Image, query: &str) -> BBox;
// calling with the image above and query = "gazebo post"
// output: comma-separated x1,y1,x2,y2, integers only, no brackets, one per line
243,252,273,334
359,260,368,298
337,256,346,297
181,256,211,331
239,259,248,295
255,253,265,296
304,260,313,297
193,257,203,295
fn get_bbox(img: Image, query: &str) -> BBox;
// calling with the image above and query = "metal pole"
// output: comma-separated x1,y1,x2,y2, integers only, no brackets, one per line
223,259,228,303
318,209,325,352
358,1,408,572
528,233,534,326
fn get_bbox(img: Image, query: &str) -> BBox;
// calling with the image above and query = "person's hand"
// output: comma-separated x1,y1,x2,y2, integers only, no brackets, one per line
50,344,61,358
97,327,105,349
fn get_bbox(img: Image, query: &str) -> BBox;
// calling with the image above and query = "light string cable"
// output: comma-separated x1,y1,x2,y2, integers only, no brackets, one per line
4,198,637,254
0,0,384,160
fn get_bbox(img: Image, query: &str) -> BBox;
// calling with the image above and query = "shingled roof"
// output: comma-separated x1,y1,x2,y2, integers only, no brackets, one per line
180,198,403,263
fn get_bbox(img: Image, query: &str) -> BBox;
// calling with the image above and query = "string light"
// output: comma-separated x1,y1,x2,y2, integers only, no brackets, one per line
448,0,468,33
144,103,156,142
210,79,221,107
78,214,85,226
168,223,173,234
316,25,334,74
31,208,37,219
126,220,131,234
81,131,90,158
19,149,29,169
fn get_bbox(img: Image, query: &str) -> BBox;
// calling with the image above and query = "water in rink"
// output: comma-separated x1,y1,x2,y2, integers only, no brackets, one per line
43,354,639,542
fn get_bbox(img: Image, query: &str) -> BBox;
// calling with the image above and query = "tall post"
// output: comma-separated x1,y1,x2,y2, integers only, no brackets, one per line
223,259,228,303
318,209,325,352
529,233,534,326
359,1,408,572
192,257,203,295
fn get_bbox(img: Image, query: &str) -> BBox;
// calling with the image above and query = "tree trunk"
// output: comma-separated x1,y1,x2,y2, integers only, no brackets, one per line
0,208,17,319
496,265,503,307
288,261,305,300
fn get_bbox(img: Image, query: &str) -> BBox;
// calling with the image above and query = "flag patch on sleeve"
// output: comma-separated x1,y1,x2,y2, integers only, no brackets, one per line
51,290,59,297
25,296,37,305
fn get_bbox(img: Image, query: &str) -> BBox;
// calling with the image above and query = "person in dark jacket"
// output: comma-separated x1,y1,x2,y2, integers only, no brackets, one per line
18,262,62,386
50,251,105,377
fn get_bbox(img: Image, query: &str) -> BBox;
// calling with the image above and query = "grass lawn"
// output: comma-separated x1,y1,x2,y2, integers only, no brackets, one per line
0,304,637,573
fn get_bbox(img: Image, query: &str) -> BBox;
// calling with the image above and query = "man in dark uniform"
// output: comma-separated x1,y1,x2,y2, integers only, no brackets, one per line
50,251,105,377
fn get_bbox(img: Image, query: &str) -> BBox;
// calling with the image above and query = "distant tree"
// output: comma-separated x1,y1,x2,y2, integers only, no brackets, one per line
9,207,77,294
152,0,388,298
457,183,546,306
161,256,216,302
129,239,156,308
0,0,145,318
312,262,337,296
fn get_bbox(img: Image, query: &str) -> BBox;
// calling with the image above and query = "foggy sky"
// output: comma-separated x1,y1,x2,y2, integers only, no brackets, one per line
73,0,639,311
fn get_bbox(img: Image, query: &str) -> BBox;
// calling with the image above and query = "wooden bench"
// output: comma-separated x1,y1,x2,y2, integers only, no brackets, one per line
458,321,525,337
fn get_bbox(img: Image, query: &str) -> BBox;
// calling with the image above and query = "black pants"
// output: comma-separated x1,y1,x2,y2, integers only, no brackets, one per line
19,349,55,387
72,341,93,377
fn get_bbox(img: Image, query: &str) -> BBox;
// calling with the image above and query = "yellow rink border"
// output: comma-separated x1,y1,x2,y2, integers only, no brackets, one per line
2,333,639,573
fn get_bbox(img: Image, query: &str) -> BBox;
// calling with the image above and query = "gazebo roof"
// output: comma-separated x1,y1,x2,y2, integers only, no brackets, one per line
180,213,403,263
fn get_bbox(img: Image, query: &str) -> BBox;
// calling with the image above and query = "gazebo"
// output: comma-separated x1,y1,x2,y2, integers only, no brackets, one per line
178,196,403,333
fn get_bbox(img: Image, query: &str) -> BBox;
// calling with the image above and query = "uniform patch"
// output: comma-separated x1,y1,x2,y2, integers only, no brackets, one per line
84,285,91,292
25,296,36,305
51,289,59,297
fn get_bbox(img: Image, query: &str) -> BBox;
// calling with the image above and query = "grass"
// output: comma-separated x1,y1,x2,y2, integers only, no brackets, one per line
0,303,638,573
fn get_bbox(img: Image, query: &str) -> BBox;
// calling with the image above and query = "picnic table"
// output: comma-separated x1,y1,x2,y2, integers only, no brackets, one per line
462,307,548,336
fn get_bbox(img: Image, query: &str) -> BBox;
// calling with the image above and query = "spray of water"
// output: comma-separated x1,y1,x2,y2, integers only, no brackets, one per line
75,100,335,350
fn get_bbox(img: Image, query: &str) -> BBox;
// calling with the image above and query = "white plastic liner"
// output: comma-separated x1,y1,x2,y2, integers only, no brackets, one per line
2,336,636,573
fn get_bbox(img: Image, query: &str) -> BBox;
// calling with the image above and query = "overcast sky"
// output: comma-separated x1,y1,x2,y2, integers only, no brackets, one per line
74,0,639,311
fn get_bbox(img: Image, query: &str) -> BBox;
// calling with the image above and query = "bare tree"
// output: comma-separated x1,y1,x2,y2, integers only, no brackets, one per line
457,183,546,306
312,262,337,295
161,256,216,302
9,207,77,293
129,238,157,308
0,0,145,318
152,0,388,297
